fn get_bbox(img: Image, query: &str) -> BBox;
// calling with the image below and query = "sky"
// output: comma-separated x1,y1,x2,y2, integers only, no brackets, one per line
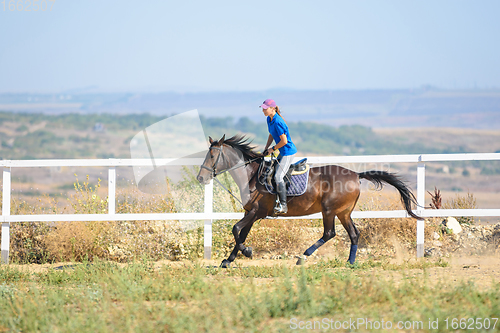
1,0,499,93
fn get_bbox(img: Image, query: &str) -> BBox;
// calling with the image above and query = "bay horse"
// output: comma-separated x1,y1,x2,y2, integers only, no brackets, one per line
197,135,422,268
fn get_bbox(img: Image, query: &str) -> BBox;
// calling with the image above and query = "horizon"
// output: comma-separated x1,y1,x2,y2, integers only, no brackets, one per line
1,88,500,129
2,86,500,95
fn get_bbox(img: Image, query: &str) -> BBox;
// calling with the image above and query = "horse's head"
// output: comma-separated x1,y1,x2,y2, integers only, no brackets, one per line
197,134,225,185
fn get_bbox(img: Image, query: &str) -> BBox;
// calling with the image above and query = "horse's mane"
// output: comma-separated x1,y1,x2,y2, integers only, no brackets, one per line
212,135,261,160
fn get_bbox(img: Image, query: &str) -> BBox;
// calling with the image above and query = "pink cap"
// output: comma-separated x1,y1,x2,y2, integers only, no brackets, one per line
259,99,276,109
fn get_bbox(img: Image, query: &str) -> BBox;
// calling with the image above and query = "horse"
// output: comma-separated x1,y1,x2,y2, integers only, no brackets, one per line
196,134,422,268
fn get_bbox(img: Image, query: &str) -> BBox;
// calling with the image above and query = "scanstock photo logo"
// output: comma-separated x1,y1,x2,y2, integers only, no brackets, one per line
129,110,208,211
128,110,252,221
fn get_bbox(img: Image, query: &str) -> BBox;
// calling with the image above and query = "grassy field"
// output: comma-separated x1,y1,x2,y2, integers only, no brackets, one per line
1,258,499,333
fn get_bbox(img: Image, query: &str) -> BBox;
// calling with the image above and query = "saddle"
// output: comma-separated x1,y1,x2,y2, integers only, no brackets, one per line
289,158,309,175
258,157,310,196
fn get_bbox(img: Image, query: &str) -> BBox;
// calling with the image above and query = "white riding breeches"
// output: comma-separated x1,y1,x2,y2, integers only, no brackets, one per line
275,154,294,184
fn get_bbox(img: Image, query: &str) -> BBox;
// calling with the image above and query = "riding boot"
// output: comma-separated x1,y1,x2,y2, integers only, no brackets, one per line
274,181,288,214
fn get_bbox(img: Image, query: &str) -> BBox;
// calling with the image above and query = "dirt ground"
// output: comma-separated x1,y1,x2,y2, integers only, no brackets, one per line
199,255,500,291
10,253,500,292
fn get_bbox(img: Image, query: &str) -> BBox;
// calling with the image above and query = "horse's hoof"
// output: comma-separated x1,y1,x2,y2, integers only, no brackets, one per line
242,247,253,258
296,255,306,265
220,259,231,268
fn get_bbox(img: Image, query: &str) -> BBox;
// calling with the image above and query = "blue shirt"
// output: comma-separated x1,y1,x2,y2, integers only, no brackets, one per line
267,113,297,156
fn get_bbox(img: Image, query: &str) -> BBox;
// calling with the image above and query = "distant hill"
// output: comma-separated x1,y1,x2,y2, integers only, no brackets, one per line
1,88,500,129
0,111,498,162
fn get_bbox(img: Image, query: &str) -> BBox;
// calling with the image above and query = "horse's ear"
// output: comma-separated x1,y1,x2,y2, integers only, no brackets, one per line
220,134,225,143
209,136,214,144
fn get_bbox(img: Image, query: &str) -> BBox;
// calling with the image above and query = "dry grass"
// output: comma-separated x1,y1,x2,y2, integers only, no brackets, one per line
443,190,477,225
246,219,321,257
355,190,441,255
2,175,203,263
9,221,51,264
44,221,114,261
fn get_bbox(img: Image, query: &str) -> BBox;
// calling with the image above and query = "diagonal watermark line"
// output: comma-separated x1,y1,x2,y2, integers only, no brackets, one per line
143,129,156,169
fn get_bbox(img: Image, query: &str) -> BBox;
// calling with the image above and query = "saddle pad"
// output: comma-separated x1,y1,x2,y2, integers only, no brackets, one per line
264,170,310,196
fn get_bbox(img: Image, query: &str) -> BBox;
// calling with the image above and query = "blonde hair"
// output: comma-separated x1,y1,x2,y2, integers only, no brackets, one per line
275,106,287,124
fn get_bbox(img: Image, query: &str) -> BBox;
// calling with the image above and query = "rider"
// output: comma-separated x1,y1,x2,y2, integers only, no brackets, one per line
260,99,297,214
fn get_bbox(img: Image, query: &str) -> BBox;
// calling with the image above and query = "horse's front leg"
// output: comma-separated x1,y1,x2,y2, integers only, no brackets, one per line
221,212,256,268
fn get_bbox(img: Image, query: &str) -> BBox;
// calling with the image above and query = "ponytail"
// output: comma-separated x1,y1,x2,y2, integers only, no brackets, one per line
275,106,287,124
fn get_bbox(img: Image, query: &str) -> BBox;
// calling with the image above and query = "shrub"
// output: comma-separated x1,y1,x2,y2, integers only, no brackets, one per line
68,175,108,214
443,191,477,225
16,124,28,132
44,221,116,262
10,222,51,264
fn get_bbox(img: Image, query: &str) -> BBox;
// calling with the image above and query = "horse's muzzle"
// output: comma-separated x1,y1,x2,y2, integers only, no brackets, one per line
197,175,210,185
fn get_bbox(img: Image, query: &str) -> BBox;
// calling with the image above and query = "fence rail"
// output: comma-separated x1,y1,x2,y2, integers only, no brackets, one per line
2,153,500,264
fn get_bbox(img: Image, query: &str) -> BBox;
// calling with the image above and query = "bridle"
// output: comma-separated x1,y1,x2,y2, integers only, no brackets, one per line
200,146,224,178
200,145,262,178
200,144,262,209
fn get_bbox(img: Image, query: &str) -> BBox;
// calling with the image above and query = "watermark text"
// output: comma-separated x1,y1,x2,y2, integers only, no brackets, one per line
1,0,55,12
290,317,498,330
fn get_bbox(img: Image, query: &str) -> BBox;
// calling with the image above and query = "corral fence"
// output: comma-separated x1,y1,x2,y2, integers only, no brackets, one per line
2,153,500,264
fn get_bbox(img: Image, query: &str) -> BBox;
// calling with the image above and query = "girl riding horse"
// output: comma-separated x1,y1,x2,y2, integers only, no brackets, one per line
197,135,422,268
261,99,297,214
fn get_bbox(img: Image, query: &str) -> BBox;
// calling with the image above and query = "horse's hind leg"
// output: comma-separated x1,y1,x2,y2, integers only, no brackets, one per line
297,208,336,265
337,208,360,264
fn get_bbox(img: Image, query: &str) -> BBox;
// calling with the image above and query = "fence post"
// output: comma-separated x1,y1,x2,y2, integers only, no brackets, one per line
108,167,116,215
1,167,11,264
204,179,213,260
416,162,425,258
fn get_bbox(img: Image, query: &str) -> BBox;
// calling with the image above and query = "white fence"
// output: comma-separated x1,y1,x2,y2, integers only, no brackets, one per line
1,153,500,264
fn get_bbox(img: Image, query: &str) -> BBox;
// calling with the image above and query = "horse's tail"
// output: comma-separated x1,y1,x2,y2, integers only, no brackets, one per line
357,171,422,220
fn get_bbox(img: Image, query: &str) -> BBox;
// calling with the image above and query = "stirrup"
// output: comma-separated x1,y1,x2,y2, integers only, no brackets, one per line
274,202,288,214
